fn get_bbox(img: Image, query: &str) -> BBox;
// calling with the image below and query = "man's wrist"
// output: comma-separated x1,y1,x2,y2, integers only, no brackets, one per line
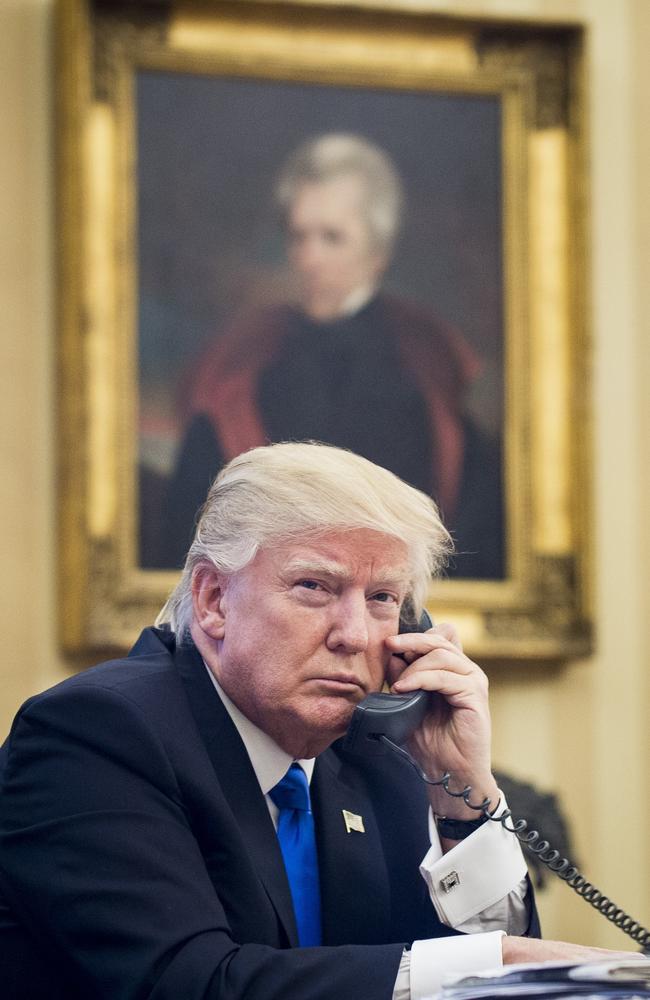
428,776,500,825
435,813,489,840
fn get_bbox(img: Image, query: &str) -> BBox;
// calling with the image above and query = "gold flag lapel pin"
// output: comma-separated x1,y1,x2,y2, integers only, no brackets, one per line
342,809,365,834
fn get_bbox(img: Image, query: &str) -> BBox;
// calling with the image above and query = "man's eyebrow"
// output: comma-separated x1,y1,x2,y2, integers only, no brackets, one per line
283,558,350,580
283,558,409,589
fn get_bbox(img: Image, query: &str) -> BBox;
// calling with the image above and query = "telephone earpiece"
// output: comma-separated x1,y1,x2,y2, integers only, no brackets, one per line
343,604,434,755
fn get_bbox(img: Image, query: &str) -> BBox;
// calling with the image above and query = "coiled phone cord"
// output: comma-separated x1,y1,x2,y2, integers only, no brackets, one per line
378,733,650,950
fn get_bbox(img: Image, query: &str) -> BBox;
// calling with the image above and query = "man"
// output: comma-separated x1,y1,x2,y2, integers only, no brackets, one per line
157,135,503,578
0,444,631,999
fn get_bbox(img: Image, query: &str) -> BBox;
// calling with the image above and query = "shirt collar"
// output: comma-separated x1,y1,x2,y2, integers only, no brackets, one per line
338,282,377,317
204,662,315,792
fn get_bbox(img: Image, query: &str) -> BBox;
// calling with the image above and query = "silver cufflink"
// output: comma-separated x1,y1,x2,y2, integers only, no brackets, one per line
440,870,461,893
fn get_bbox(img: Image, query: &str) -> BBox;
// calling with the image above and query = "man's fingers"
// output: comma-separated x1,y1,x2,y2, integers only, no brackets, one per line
386,648,469,688
384,621,484,705
386,630,459,659
392,666,485,702
430,621,462,650
388,639,474,676
396,646,474,680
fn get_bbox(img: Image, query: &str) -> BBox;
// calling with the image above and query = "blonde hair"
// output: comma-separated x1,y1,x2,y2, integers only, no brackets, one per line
157,442,451,639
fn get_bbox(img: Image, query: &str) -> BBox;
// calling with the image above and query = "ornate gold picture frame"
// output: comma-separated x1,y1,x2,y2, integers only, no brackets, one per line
57,0,591,659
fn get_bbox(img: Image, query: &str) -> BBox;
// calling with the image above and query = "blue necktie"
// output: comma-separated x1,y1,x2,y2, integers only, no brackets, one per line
269,763,322,946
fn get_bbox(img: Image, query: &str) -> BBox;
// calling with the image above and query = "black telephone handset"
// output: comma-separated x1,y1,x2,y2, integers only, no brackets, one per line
343,607,650,951
343,607,432,755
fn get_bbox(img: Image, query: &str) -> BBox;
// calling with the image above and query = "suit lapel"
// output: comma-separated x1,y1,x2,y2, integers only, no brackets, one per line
174,640,299,946
312,746,391,945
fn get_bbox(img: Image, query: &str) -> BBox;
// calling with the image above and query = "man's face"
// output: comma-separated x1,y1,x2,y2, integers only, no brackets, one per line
199,529,410,758
286,174,387,321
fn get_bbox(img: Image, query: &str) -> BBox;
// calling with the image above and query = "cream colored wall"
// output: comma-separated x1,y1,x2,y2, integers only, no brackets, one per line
489,0,650,947
1,0,67,716
1,0,648,949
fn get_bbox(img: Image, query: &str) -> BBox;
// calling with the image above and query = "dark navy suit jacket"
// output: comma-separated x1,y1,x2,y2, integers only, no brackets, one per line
0,627,537,999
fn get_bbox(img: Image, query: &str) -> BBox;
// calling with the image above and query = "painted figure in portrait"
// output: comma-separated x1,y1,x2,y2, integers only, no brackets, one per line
148,133,503,578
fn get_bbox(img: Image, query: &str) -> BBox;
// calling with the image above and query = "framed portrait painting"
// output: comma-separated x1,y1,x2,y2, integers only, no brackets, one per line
57,0,591,659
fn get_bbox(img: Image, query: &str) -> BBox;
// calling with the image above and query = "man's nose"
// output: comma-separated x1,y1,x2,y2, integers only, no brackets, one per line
294,236,325,275
326,595,369,653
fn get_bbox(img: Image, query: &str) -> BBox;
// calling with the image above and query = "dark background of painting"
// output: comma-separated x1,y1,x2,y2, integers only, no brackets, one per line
136,70,503,568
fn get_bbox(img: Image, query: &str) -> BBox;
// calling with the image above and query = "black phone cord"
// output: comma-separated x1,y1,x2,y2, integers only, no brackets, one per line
378,733,650,950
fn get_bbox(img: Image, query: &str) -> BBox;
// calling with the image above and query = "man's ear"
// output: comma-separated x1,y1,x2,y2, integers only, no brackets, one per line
191,563,228,640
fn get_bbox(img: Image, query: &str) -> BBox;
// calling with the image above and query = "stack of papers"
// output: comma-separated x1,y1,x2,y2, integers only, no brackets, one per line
437,959,650,999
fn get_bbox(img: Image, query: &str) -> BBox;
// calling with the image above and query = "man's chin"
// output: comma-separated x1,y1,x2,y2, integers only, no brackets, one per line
301,296,346,323
311,698,357,740
280,700,354,756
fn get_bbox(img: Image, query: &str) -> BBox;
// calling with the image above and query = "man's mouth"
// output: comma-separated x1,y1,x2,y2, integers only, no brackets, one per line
309,674,366,695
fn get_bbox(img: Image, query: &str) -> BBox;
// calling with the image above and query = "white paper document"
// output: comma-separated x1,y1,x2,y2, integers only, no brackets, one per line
433,958,650,1000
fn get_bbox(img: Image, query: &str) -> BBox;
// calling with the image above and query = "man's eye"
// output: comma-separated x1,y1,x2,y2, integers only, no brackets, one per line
323,228,345,246
297,580,322,591
371,592,397,604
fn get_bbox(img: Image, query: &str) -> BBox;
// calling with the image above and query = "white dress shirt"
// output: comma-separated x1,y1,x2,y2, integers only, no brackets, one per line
206,668,529,1000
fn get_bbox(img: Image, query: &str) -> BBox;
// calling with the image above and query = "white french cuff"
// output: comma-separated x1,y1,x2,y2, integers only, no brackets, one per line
419,794,527,927
409,930,506,1000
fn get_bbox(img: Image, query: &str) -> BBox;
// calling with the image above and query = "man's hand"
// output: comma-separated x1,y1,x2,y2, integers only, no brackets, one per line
502,935,645,964
385,622,499,823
